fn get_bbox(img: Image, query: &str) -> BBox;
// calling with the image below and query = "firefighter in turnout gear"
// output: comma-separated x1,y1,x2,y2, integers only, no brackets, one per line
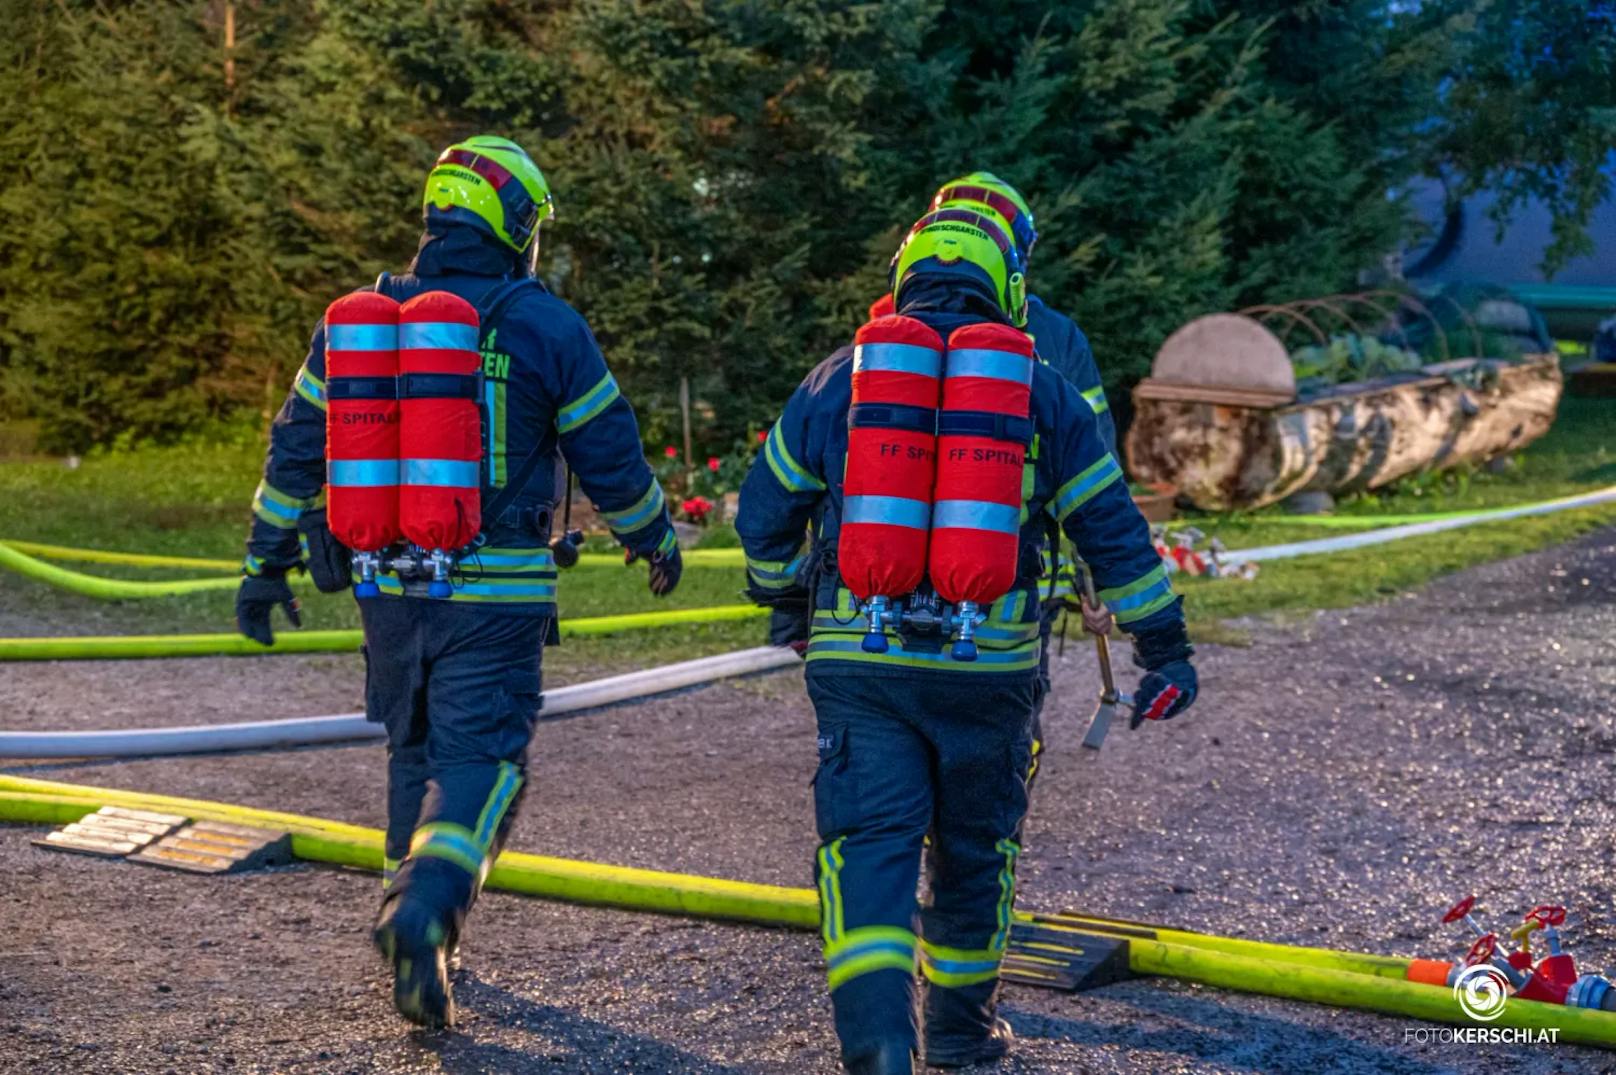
867,171,1116,809
737,210,1197,1073
235,136,680,1029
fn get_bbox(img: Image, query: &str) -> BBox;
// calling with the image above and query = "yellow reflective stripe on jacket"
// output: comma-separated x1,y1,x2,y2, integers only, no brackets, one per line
764,419,825,493
366,546,559,604
1082,385,1110,415
804,638,1039,672
556,372,621,434
252,480,318,529
826,926,918,991
1099,563,1176,625
1050,453,1124,522
293,364,327,412
600,480,666,534
747,550,807,590
806,584,1041,671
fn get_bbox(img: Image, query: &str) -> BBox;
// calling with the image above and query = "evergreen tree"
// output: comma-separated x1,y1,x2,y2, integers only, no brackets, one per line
1,0,1608,452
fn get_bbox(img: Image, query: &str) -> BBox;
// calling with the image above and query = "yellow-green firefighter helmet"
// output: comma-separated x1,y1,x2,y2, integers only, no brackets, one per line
932,171,1038,262
422,136,555,255
890,209,1028,327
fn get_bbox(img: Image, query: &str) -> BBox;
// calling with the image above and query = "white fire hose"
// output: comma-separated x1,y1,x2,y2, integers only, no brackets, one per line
0,645,799,759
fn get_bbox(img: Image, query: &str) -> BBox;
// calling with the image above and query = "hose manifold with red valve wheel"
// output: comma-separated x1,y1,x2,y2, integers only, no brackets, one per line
1413,895,1616,1010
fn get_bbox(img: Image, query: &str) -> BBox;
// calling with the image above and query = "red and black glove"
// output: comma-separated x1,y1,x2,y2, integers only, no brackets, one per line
1129,616,1197,728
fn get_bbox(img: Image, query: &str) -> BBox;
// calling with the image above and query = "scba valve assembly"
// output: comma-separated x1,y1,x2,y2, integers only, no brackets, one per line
839,315,1034,661
325,291,485,598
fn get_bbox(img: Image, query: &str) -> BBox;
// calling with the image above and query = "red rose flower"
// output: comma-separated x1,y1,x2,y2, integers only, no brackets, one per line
664,445,678,459
707,456,721,473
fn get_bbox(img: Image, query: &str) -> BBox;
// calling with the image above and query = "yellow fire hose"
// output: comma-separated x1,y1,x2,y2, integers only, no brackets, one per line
2,775,1613,1046
0,776,814,927
0,539,746,600
0,604,768,661
0,540,242,571
0,541,244,598
1019,911,1415,980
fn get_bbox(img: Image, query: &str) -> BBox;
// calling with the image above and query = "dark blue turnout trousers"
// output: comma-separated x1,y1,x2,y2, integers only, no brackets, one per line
806,667,1037,1062
360,597,547,928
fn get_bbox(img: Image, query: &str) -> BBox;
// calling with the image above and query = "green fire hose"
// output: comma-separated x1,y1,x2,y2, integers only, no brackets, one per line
0,541,245,598
0,603,768,661
0,538,745,599
3,775,1614,1046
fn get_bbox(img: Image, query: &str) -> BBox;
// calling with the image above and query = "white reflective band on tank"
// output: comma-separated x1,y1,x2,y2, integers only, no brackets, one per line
326,324,398,352
399,321,480,352
327,459,400,487
402,458,482,487
853,342,943,378
945,348,1033,385
843,494,931,531
932,499,1021,534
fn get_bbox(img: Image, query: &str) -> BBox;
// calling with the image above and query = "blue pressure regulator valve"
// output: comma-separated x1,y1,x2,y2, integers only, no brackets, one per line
353,551,383,599
426,549,455,599
948,600,983,662
860,595,899,653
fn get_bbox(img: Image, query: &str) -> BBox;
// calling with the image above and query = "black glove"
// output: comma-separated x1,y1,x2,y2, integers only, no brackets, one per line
626,544,683,597
767,603,811,654
235,572,301,646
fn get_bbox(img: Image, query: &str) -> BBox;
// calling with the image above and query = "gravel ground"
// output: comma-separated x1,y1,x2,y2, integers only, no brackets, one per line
2,530,1614,1074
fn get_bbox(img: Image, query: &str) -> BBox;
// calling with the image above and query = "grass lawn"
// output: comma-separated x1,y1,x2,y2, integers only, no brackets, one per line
0,396,1611,667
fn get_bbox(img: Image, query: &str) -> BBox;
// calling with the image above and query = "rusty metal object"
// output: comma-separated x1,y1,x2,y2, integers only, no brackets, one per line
1126,314,1563,511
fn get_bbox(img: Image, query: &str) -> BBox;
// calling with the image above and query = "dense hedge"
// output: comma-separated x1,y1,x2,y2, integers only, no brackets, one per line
1,0,1610,452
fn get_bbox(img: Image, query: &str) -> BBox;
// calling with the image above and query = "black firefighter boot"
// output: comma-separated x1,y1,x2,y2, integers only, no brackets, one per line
844,1040,918,1075
923,981,1014,1068
372,895,457,1029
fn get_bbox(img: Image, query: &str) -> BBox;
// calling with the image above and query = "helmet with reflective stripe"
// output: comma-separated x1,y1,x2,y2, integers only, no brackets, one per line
890,209,1028,327
422,136,556,255
932,171,1037,263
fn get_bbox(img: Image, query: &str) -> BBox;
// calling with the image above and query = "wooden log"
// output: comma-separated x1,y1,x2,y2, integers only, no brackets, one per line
1126,354,1563,511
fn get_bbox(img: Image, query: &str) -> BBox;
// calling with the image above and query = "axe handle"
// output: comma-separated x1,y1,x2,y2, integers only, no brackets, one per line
1080,563,1121,704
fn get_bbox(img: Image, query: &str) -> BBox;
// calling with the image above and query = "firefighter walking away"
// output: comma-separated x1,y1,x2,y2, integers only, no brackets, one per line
234,135,680,1028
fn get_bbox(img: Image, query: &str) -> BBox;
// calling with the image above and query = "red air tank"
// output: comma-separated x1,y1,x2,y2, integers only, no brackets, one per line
836,315,944,653
929,322,1035,659
324,292,402,554
397,292,484,581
